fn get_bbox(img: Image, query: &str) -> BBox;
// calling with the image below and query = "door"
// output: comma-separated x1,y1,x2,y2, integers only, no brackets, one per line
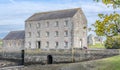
37,41,41,49
80,39,82,48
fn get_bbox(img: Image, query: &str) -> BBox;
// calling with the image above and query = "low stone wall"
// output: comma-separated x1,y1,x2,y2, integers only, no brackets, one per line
0,49,120,65
24,49,120,64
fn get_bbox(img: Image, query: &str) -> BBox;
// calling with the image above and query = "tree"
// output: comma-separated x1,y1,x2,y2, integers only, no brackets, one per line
94,0,120,37
94,13,120,37
94,0,120,8
105,36,120,49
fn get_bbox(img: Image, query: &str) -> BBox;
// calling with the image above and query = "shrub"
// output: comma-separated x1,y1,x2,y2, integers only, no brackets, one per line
105,36,120,49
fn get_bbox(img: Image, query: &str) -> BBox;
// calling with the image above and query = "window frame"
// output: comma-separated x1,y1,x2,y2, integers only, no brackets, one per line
55,31,59,37
64,30,68,37
55,42,59,48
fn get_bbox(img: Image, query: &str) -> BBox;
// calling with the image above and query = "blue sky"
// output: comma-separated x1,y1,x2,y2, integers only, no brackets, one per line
0,0,120,39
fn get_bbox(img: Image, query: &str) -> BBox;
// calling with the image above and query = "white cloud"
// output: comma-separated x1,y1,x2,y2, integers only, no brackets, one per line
0,0,120,38
9,0,16,4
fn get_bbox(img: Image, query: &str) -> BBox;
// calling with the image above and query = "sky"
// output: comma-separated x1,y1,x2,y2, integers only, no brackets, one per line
0,0,120,39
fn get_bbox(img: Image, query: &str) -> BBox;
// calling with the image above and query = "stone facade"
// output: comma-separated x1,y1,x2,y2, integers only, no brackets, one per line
25,8,87,49
2,31,25,51
3,40,24,51
87,34,103,45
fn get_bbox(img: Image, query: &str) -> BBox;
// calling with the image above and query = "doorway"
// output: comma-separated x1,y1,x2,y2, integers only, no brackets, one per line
47,55,53,64
37,41,41,49
80,39,82,48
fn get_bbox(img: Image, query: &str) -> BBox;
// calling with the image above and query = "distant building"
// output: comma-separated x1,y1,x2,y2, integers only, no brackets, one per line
3,30,25,51
87,34,103,45
25,8,87,49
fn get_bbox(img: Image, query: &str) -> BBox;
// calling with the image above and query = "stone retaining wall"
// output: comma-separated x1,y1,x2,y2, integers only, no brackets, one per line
0,49,120,64
24,49,120,64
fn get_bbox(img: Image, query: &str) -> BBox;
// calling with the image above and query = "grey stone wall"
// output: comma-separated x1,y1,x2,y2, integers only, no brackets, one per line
25,18,73,49
2,39,24,51
24,49,120,64
0,49,119,65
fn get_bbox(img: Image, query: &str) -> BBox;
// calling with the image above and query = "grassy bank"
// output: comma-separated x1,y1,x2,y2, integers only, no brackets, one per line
92,55,120,70
60,55,120,70
88,43,105,48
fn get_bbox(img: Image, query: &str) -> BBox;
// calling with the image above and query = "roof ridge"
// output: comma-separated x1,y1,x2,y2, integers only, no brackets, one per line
10,30,24,32
35,8,81,15
26,8,81,21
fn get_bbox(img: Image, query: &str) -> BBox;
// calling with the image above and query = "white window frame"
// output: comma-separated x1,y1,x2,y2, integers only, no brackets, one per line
28,32,31,37
55,21,59,27
28,42,31,47
46,31,49,37
55,31,59,37
64,30,68,37
55,42,58,48
46,22,49,27
37,31,40,37
37,23,41,28
64,20,68,27
29,23,31,28
46,41,49,48
64,41,68,48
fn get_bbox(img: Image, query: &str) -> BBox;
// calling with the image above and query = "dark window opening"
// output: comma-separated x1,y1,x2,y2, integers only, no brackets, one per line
37,41,41,49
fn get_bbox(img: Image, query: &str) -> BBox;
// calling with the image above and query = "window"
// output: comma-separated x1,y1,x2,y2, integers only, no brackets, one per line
64,41,68,48
55,31,59,37
14,42,16,46
46,22,49,27
64,30,68,37
29,23,31,28
46,41,49,48
25,23,27,28
37,31,40,37
64,20,68,27
55,21,59,27
37,23,41,28
17,41,20,46
28,32,31,37
55,42,58,48
28,42,31,47
9,43,11,47
46,31,49,37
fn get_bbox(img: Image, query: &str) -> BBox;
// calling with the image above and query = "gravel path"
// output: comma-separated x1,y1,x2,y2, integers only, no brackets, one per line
21,62,92,70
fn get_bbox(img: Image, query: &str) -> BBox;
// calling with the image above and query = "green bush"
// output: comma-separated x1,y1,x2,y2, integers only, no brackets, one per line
105,36,120,49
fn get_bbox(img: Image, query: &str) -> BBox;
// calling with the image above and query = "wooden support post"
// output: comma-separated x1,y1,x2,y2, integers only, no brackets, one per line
72,47,75,62
21,50,24,65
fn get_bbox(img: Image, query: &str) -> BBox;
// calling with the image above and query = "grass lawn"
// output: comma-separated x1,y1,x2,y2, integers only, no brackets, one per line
91,55,120,70
0,41,2,48
88,43,105,48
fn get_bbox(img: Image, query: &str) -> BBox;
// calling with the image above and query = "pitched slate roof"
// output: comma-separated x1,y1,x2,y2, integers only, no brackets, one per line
3,30,25,40
26,8,80,21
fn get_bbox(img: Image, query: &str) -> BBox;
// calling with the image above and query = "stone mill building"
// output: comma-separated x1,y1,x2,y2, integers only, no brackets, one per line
3,8,87,50
25,8,87,50
3,30,25,51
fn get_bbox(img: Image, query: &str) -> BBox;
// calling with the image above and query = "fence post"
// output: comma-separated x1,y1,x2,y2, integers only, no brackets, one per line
21,50,24,65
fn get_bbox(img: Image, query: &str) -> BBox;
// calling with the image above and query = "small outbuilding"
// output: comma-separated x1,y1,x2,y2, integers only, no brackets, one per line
2,30,25,51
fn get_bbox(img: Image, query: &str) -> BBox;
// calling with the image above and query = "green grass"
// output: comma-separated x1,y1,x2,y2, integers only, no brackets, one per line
0,41,2,48
88,43,105,48
92,55,120,70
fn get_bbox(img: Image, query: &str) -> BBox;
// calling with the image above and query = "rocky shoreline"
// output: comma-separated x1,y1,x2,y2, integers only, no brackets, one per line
0,60,18,68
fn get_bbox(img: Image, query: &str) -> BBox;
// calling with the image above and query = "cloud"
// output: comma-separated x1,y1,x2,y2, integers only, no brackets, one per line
0,0,120,38
9,0,16,4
